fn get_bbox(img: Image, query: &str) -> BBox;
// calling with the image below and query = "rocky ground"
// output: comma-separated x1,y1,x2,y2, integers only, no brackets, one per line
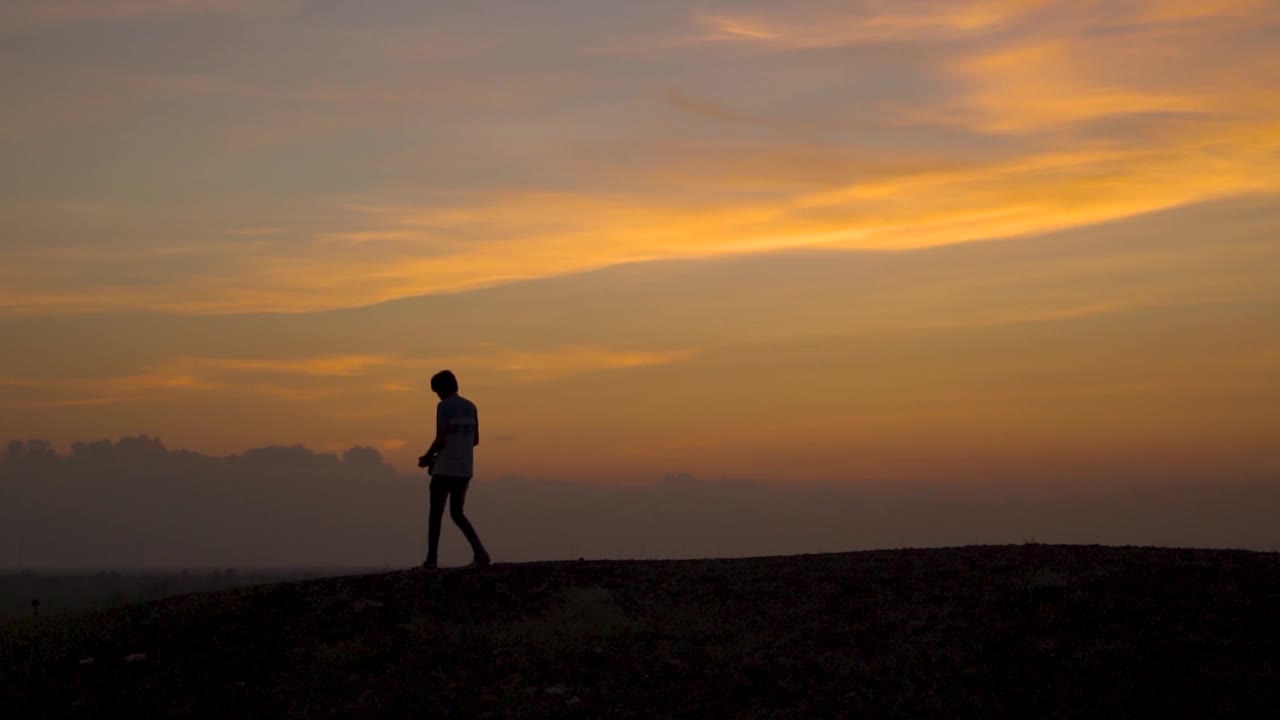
3,544,1278,718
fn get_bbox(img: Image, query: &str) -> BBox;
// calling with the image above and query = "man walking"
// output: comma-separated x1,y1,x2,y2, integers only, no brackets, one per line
418,370,490,569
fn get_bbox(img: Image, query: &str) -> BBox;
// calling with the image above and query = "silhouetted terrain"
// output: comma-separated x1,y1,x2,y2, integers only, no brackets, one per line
0,570,357,621
4,544,1277,719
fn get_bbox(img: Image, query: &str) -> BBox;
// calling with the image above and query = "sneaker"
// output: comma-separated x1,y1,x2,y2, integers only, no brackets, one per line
421,558,438,571
469,553,491,569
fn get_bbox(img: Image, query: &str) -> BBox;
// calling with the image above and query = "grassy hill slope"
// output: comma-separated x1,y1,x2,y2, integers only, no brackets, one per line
4,544,1278,719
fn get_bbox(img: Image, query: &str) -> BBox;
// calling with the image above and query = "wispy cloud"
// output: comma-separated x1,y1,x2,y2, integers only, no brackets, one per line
1,0,1278,316
210,345,697,384
84,355,394,396
109,369,224,393
20,396,123,409
930,41,1201,134
5,131,1274,316
896,0,1279,134
685,0,1272,50
442,344,700,381
12,346,696,411
663,89,772,126
7,354,399,411
193,355,395,377
5,113,1276,317
688,0,1049,49
1125,0,1272,23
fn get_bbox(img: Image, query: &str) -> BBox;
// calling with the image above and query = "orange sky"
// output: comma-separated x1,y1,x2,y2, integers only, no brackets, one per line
1,0,1277,481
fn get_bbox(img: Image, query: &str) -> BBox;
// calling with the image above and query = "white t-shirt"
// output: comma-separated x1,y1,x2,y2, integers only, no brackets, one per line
432,395,477,478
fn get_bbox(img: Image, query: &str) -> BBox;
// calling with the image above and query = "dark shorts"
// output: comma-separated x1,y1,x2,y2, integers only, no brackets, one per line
430,474,471,492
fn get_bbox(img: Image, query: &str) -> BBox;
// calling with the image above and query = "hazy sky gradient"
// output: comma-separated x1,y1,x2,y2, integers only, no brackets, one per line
2,1,1278,489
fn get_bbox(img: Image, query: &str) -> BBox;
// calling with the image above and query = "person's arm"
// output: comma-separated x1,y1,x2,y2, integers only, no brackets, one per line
418,405,449,468
473,411,480,447
426,422,448,457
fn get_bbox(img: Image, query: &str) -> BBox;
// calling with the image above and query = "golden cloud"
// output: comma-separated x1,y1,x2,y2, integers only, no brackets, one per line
1,0,1277,316
18,396,123,409
441,344,701,381
3,355,397,410
1128,0,1272,23
687,0,1273,50
689,0,1049,48
191,355,395,377
8,345,698,411
4,115,1275,317
936,42,1202,133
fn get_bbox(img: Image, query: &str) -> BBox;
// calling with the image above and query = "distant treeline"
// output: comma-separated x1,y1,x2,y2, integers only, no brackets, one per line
3,436,1278,572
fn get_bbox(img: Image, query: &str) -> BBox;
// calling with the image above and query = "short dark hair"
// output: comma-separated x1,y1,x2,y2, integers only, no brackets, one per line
430,370,459,393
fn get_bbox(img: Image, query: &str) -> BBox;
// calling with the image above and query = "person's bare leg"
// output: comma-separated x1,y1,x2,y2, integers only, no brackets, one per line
424,481,449,568
449,481,489,564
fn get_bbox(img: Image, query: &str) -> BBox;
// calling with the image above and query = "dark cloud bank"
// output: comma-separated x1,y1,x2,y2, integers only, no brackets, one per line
2,436,1277,569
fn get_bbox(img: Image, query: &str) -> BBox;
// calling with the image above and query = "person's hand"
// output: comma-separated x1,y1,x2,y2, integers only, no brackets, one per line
417,453,434,469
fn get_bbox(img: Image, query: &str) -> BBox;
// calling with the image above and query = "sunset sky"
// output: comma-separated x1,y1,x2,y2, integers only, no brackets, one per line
2,0,1277,483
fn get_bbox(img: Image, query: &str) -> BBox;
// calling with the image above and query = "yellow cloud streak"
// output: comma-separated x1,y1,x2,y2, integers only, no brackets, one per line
192,355,394,377
1130,0,1271,23
259,121,1278,311
936,42,1201,133
6,344,697,410
689,0,1050,48
3,121,1274,317
18,396,123,409
2,355,393,409
689,0,1271,50
439,344,700,381
6,134,1271,316
2,1,1277,315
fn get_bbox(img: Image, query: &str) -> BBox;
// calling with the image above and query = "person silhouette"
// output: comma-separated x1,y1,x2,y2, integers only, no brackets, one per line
418,370,490,570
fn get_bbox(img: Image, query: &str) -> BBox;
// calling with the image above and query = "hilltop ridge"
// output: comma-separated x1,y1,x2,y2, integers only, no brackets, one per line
4,544,1278,719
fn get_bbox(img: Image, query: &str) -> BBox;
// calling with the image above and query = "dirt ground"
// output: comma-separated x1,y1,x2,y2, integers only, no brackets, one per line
4,544,1278,719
